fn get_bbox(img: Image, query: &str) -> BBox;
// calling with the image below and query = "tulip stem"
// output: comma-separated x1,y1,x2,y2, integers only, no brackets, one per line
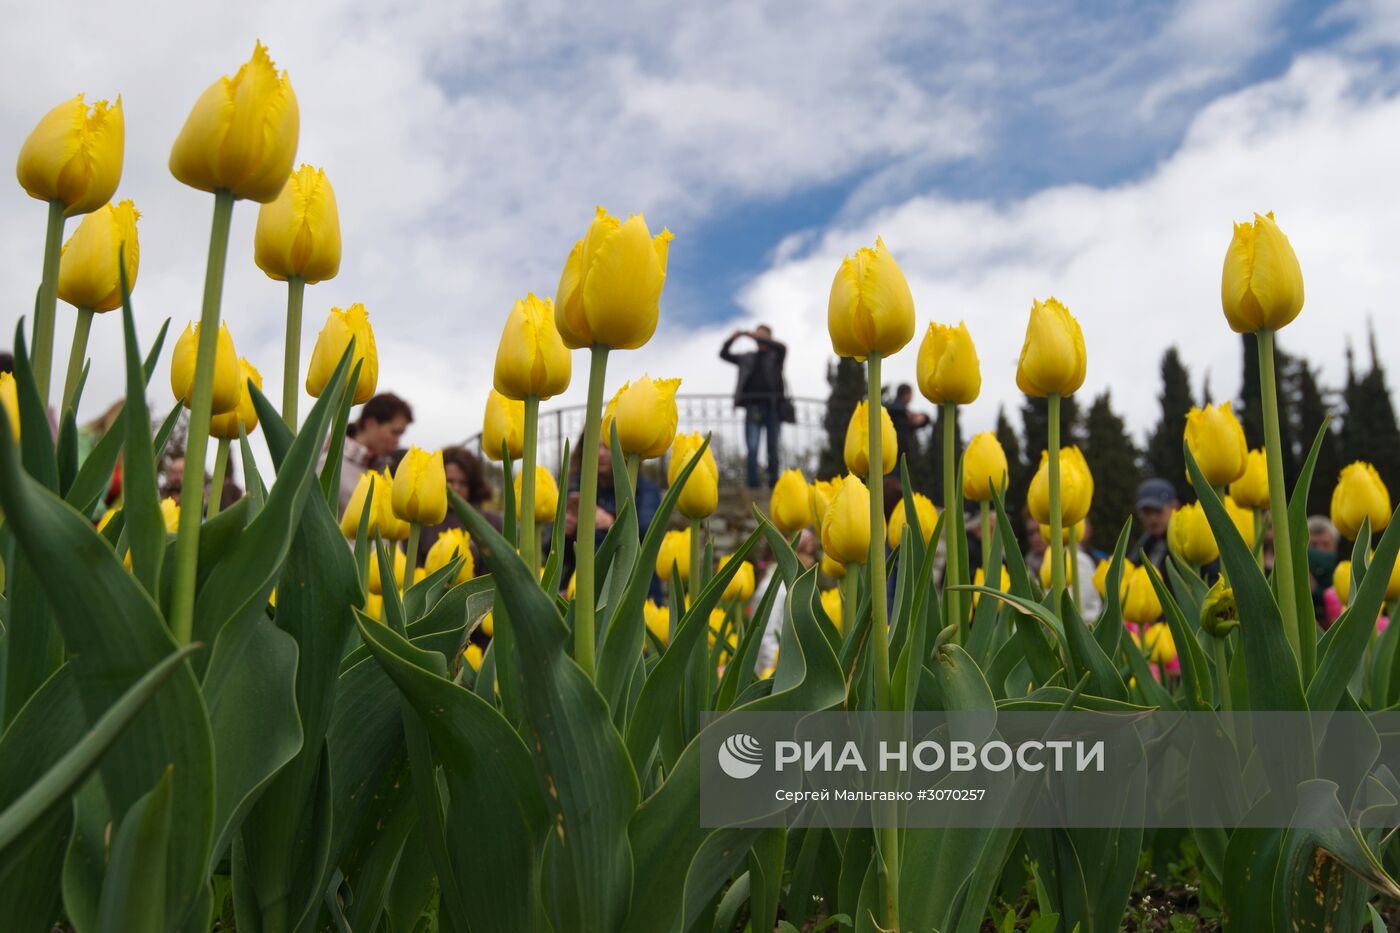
207,439,230,519
281,276,305,428
981,501,992,572
689,518,703,607
170,189,236,647
521,396,539,575
1257,330,1305,675
61,307,95,415
404,524,421,599
1214,635,1232,713
31,199,66,409
1068,522,1081,610
1252,508,1264,566
1048,394,1065,612
625,453,641,498
942,401,961,639
840,568,857,635
573,345,609,679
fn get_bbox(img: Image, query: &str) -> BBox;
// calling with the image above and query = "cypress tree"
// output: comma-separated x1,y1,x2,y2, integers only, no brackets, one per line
1083,391,1142,552
1340,325,1400,497
1144,348,1194,500
818,356,865,480
1293,359,1343,516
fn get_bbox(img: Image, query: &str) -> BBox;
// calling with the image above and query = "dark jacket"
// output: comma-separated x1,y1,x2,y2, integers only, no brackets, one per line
720,334,787,408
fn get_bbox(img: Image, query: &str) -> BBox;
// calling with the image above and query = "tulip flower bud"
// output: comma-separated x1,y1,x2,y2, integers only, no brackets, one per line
160,497,181,533
719,555,756,602
254,164,341,283
1092,557,1134,601
463,643,484,672
1221,212,1304,334
1184,402,1248,488
820,553,847,579
171,322,241,415
482,389,525,462
821,474,870,566
169,43,299,202
0,373,19,442
1200,581,1239,638
1225,495,1257,547
1016,298,1086,397
17,95,124,216
1333,560,1351,607
668,433,719,520
368,546,407,596
1142,623,1177,665
57,200,140,312
655,527,691,582
1389,558,1400,603
493,293,572,400
1168,502,1218,566
888,493,937,549
376,469,411,540
392,447,448,525
828,237,916,360
307,304,377,404
916,321,980,405
341,471,383,538
820,587,843,630
708,610,736,654
1331,462,1392,541
515,466,560,523
1027,447,1094,526
479,611,495,637
209,358,263,440
643,600,670,646
844,401,897,478
1229,448,1269,510
972,565,1011,608
962,432,1009,502
1039,520,1085,548
555,206,673,350
1040,548,1076,591
425,528,474,585
769,469,814,535
1122,565,1163,625
602,374,681,458
812,476,842,527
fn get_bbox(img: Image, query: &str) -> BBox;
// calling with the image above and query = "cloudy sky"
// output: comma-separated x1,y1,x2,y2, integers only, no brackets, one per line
4,0,1399,468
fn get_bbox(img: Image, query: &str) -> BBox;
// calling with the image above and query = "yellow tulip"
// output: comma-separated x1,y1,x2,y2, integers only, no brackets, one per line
493,293,572,400
827,237,916,360
962,432,1008,502
1040,549,1076,590
480,611,494,637
392,447,447,525
602,374,681,458
368,546,407,596
1016,297,1086,397
209,358,263,440
1184,402,1247,487
1221,211,1304,334
1142,623,1177,665
341,471,386,538
1168,502,1218,566
376,469,411,540
1333,561,1351,607
643,600,670,646
844,400,897,478
0,373,19,442
56,200,139,312
482,388,525,461
364,592,383,622
1039,520,1085,546
820,553,846,579
1225,495,1257,547
1200,581,1239,638
1092,557,1134,601
253,164,341,283
17,94,124,216
425,528,474,584
812,476,842,526
1123,565,1163,625
819,587,843,631
821,474,870,566
916,321,980,405
708,609,737,654
656,528,691,582
555,206,673,350
514,466,560,523
888,493,937,549
972,566,1011,608
306,304,377,404
463,643,484,672
769,469,813,534
1230,449,1269,510
668,433,719,520
1388,558,1400,603
1027,447,1094,526
720,555,756,602
171,322,241,415
159,497,181,533
1331,462,1392,541
169,42,299,202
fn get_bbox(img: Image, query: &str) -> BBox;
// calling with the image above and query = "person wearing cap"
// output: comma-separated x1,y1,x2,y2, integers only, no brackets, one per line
1130,477,1179,586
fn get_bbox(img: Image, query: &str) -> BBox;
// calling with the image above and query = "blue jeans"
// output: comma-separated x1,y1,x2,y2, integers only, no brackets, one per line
744,401,781,488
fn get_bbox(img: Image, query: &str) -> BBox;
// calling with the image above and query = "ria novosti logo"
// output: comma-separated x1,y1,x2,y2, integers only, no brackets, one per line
717,733,764,779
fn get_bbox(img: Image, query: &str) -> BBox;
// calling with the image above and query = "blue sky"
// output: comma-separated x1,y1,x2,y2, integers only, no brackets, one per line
3,0,1400,459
